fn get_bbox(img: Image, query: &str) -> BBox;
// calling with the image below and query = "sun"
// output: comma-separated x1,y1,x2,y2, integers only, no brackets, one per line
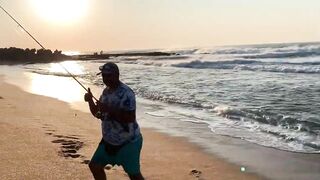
31,0,89,24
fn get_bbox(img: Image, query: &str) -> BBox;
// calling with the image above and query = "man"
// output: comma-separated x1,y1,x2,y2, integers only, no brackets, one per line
84,62,144,180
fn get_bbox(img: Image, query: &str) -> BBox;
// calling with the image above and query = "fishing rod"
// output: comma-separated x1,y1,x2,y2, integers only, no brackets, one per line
0,5,99,102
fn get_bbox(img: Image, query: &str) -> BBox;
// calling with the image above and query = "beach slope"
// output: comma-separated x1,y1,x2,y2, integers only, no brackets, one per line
0,77,259,179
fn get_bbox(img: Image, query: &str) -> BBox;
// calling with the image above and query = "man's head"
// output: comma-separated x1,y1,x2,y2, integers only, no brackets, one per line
97,62,120,88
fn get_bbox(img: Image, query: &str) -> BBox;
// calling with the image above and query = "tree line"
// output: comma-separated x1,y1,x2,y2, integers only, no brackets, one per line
0,47,70,64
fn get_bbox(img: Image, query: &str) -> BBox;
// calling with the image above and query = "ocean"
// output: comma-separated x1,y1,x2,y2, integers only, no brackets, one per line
4,42,320,154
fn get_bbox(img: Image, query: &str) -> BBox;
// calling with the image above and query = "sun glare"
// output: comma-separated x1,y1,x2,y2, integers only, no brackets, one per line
49,61,84,75
29,73,83,102
62,51,81,56
31,0,89,24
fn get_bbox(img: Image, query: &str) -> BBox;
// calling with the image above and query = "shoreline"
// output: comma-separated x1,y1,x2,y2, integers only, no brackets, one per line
0,75,260,179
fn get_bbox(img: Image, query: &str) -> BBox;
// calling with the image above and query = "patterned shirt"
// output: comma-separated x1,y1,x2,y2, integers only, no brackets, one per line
99,82,141,145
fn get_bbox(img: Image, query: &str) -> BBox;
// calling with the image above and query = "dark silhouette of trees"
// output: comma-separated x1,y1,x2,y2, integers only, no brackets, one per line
0,47,70,64
0,47,176,64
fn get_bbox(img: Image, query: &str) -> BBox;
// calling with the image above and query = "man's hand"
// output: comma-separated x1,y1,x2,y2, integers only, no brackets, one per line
84,88,93,102
96,100,103,110
96,101,109,113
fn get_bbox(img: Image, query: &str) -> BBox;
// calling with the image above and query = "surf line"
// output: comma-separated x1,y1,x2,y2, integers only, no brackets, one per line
0,5,98,101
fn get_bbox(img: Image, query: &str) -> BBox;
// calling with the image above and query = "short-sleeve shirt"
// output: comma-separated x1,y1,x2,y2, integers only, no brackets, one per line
99,82,141,145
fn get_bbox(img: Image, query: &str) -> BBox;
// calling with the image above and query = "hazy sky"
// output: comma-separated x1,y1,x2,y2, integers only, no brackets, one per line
0,0,319,51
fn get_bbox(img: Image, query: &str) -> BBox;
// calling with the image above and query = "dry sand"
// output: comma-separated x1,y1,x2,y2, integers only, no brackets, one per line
0,77,260,180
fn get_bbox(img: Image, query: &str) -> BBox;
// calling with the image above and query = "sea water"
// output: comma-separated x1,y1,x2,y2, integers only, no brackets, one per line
21,42,320,153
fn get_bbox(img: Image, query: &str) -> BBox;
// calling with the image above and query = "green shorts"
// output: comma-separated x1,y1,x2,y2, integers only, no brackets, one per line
90,135,143,175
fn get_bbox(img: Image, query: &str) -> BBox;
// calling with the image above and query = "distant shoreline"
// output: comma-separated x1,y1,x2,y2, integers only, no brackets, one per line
74,51,174,60
0,47,175,65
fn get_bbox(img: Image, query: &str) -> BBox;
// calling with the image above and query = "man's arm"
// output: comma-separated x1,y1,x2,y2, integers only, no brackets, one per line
87,98,99,117
100,104,136,123
84,88,100,118
117,110,136,123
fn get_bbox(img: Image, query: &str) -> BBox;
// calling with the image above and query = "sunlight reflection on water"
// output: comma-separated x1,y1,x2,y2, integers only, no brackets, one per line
29,73,84,103
48,61,84,75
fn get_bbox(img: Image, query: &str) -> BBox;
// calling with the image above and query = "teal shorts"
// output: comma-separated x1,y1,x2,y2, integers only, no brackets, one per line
90,136,143,175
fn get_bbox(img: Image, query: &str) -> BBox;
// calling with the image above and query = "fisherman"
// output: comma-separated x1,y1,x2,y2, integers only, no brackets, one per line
84,62,144,180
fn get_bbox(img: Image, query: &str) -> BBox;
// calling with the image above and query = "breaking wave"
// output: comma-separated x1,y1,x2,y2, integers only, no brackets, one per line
172,60,320,74
133,86,320,153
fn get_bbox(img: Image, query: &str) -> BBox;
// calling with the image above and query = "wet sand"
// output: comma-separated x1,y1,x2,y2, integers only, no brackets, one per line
0,76,259,179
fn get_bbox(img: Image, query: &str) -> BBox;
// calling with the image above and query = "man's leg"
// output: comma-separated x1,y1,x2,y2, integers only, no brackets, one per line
128,173,144,180
120,136,144,180
89,162,107,180
89,140,112,180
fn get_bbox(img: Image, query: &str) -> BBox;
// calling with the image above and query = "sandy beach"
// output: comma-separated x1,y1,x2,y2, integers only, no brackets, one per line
0,75,260,179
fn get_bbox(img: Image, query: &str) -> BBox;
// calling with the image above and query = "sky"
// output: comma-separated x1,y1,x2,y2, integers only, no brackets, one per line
0,0,320,52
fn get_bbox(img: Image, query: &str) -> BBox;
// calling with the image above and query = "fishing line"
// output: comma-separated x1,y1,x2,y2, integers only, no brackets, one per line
0,4,98,101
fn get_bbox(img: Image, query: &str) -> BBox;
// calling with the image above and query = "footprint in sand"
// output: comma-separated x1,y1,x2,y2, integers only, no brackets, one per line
53,134,80,140
44,129,56,135
51,138,84,158
42,124,54,135
190,169,202,178
46,129,56,132
42,124,88,164
41,125,56,133
81,160,90,164
44,130,84,159
41,123,51,127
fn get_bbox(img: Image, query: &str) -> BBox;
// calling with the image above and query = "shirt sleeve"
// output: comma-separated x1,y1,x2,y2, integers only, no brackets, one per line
121,90,136,111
